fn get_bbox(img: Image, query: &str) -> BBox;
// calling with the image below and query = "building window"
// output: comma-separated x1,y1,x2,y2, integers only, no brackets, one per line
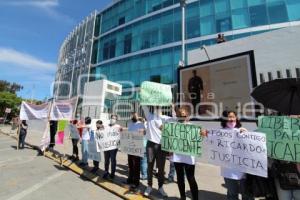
216,16,232,32
124,33,132,54
259,73,265,83
119,17,125,25
102,39,116,60
249,4,268,26
296,68,300,78
94,15,101,37
286,0,300,21
286,69,292,78
268,72,273,81
91,40,99,64
277,70,282,78
232,8,250,29
268,1,288,24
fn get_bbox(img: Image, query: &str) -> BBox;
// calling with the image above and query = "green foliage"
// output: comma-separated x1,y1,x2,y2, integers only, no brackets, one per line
0,91,22,117
0,80,23,94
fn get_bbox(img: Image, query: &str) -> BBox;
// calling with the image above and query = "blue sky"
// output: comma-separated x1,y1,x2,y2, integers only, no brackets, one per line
0,0,111,100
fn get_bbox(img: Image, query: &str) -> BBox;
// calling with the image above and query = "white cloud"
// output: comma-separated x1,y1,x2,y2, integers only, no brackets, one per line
0,47,56,71
0,0,59,8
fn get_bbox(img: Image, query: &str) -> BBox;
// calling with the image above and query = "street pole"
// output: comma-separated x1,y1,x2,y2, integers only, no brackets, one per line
180,0,186,67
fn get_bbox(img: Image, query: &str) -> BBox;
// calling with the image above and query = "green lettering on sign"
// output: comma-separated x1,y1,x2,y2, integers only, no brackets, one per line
139,81,172,106
161,122,203,157
258,116,300,162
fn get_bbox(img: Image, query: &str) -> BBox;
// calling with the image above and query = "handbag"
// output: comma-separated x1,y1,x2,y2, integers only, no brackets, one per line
276,161,300,190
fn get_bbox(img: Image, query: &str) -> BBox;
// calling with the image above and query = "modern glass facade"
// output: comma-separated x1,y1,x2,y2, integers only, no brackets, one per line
55,0,300,99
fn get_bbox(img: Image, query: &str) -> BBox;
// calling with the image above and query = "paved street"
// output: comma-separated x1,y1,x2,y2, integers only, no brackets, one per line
0,133,120,200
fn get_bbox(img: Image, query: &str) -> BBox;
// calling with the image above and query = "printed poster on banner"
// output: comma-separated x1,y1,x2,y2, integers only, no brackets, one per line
120,131,145,157
200,129,268,177
161,122,203,157
258,116,300,162
20,101,49,120
140,81,172,106
89,132,101,162
95,126,121,152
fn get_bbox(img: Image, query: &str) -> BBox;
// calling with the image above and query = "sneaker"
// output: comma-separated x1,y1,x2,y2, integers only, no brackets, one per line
102,172,109,179
140,176,147,180
144,186,152,197
90,167,98,174
79,162,88,167
158,187,168,197
109,174,115,180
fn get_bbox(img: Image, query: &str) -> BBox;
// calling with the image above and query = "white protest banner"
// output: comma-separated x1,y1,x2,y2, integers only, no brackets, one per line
120,131,145,157
68,124,80,139
50,99,76,120
200,129,268,177
88,132,101,162
20,101,49,120
95,126,121,152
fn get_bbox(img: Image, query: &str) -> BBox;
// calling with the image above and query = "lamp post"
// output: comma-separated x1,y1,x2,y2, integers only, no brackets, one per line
179,0,186,67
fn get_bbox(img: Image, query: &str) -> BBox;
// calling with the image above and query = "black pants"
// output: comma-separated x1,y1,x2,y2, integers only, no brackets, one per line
174,162,198,200
93,160,99,168
71,139,79,157
49,130,56,148
104,149,118,176
19,133,27,148
146,141,167,188
128,155,141,187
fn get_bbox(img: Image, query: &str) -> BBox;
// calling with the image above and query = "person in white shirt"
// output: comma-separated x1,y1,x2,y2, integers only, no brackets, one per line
169,107,206,200
103,114,122,180
126,112,146,190
220,111,254,200
79,117,91,167
143,105,176,198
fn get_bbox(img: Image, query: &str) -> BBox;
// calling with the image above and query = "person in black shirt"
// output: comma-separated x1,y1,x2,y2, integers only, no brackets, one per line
188,70,203,115
48,120,57,149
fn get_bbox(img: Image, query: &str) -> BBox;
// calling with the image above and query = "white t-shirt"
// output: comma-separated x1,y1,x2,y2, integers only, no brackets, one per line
145,113,174,144
82,125,91,141
221,127,246,180
171,122,195,165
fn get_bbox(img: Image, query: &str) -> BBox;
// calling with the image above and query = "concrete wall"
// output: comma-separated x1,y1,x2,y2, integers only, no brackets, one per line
188,25,300,85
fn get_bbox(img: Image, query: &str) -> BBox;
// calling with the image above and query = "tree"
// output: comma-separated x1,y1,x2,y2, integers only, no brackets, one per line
0,80,23,94
0,91,22,118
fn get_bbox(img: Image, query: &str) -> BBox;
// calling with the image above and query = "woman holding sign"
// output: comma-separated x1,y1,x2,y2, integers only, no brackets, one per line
220,111,254,200
170,107,206,200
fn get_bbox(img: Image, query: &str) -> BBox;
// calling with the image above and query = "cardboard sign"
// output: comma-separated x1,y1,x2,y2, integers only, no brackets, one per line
88,132,101,162
95,126,121,152
258,116,300,162
200,129,268,177
161,122,203,157
120,131,145,157
140,81,172,106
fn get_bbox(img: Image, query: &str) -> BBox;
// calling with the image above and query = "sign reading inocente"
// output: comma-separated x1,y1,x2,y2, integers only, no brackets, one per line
89,132,101,162
200,129,268,177
120,131,145,157
258,116,300,162
161,122,203,157
140,81,172,106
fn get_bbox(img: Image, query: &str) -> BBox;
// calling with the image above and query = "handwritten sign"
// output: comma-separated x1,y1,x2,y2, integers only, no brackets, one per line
95,127,120,152
140,81,172,106
88,132,101,162
120,131,145,157
258,116,300,162
161,122,203,157
200,129,268,177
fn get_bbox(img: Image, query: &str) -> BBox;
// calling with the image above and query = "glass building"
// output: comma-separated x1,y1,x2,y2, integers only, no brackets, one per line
54,0,300,99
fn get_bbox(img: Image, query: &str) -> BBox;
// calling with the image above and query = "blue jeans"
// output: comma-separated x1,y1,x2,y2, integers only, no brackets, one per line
81,140,89,164
224,178,254,200
168,161,176,180
140,152,147,178
104,149,118,176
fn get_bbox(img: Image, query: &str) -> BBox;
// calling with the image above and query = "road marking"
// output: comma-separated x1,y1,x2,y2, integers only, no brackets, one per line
5,171,65,200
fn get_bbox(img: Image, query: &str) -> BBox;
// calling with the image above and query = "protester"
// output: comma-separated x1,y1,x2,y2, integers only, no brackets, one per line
220,110,254,200
139,117,148,180
18,120,28,149
126,112,146,190
143,105,176,198
69,120,80,161
170,107,206,200
91,120,104,174
48,120,57,150
79,117,91,167
103,114,122,180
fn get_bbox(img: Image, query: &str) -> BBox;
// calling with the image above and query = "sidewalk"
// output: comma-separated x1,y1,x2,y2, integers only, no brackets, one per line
0,123,226,200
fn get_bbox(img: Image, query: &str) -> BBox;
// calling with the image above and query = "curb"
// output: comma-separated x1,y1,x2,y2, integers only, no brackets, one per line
0,130,149,200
